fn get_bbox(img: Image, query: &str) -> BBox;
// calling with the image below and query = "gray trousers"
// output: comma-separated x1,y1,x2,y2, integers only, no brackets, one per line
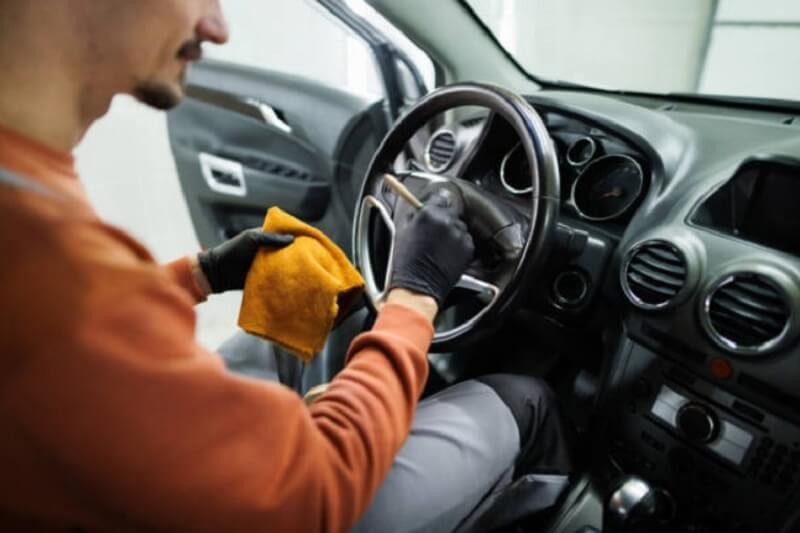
218,331,571,532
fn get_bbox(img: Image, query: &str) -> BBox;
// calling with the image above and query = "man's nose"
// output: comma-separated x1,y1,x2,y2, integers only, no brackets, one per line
197,0,229,45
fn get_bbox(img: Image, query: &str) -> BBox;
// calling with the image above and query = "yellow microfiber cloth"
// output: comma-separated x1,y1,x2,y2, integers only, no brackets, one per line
238,207,365,361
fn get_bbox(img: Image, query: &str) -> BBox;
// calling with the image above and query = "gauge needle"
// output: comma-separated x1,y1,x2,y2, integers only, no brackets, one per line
599,186,624,200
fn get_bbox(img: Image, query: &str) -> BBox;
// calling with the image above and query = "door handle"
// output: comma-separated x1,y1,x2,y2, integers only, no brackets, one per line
186,85,293,134
199,153,247,197
243,98,293,134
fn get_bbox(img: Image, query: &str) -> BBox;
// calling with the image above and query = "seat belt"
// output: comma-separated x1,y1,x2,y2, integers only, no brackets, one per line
0,167,56,198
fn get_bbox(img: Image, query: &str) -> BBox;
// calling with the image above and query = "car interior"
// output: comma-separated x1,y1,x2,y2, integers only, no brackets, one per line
166,1,800,531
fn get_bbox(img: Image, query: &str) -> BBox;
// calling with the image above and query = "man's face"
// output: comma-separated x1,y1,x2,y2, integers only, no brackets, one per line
82,0,228,111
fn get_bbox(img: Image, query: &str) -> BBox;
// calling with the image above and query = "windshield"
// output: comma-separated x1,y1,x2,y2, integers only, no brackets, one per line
464,0,800,102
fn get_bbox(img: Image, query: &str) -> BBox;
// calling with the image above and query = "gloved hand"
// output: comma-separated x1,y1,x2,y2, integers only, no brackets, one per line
197,228,294,293
389,189,475,306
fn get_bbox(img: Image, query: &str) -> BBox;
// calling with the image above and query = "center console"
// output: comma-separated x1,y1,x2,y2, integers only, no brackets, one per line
602,340,800,532
545,337,800,533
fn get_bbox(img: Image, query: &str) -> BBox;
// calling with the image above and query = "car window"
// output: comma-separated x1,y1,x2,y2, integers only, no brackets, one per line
465,0,800,101
205,0,384,101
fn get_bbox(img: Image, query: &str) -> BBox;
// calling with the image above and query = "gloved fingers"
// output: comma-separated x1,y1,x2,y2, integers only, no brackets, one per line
456,227,476,256
428,188,454,208
452,218,468,233
257,232,295,247
244,228,294,248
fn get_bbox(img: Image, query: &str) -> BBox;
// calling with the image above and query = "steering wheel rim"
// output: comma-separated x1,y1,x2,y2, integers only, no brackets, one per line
353,82,560,351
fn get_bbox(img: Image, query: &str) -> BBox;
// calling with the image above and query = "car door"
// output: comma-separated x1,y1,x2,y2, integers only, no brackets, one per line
166,0,426,255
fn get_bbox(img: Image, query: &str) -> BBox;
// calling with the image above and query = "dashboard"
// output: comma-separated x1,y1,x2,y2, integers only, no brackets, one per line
415,91,800,532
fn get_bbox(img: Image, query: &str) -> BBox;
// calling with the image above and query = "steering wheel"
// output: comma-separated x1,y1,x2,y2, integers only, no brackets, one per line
353,83,560,351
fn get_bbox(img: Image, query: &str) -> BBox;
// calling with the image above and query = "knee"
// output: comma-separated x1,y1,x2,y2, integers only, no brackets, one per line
477,374,556,432
477,374,572,474
216,330,269,364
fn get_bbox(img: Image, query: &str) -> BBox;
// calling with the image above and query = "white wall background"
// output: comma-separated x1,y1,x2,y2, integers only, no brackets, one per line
701,0,800,100
76,0,799,350
468,0,800,99
469,0,715,93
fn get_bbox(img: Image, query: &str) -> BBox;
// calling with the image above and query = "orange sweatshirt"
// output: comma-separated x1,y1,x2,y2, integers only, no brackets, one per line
0,126,432,531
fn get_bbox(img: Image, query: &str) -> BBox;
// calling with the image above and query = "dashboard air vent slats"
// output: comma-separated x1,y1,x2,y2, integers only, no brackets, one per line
623,241,687,309
704,273,790,354
425,130,456,173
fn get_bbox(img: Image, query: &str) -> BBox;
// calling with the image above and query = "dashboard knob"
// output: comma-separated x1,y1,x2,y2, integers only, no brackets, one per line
676,402,719,444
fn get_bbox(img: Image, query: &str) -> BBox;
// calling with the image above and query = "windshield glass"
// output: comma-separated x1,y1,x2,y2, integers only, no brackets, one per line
464,0,800,101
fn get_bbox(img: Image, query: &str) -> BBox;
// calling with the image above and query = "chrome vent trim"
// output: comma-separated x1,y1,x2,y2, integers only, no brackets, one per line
702,273,792,356
425,130,457,173
622,240,687,310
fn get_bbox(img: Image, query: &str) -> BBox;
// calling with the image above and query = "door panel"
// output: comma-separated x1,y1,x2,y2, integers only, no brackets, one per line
167,59,383,250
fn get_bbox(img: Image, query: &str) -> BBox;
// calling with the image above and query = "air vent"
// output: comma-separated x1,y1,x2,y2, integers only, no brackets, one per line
425,130,457,173
622,241,687,309
703,273,791,355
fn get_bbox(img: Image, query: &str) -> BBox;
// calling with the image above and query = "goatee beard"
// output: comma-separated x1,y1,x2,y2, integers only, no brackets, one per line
133,72,186,111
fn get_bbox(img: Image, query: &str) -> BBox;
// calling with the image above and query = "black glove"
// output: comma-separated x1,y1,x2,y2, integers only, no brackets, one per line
198,228,294,293
389,189,475,306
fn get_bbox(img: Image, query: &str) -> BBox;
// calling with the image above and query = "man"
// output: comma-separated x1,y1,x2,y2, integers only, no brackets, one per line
0,1,571,531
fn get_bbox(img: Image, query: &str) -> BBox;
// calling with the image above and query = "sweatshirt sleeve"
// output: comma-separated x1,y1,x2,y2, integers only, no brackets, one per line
12,235,432,532
161,255,208,303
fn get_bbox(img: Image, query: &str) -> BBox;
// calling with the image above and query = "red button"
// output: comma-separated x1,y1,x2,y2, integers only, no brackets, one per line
710,357,733,380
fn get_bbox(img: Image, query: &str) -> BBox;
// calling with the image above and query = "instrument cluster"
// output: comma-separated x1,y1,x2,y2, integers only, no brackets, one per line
499,128,649,224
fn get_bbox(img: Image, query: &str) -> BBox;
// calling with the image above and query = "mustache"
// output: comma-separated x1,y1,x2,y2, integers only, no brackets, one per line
177,40,203,61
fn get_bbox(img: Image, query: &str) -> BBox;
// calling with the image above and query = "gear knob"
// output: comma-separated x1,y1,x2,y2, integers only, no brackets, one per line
605,477,651,530
604,477,674,532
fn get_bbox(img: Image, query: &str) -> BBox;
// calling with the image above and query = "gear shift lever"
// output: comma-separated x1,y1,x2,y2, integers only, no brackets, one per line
604,476,674,532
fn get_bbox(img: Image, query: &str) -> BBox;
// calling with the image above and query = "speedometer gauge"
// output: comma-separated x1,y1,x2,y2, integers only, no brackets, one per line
571,154,644,221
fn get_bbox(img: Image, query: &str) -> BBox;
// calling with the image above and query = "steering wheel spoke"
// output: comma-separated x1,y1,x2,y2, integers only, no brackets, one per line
392,169,449,200
455,273,500,305
356,194,397,303
430,273,501,343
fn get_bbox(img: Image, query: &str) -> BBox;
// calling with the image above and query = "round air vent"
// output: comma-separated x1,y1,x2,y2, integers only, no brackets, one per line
425,130,457,173
622,240,687,309
702,273,792,355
